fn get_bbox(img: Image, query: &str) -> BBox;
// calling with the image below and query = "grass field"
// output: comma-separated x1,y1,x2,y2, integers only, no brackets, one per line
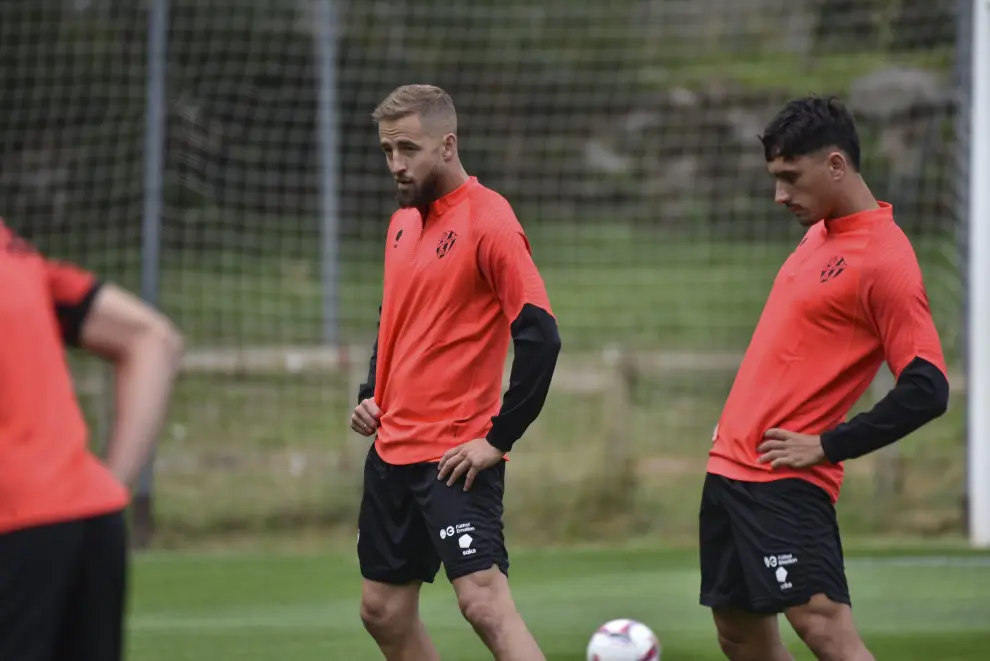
127,546,990,660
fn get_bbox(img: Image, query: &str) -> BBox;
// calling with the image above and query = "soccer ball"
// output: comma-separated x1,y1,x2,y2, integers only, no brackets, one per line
586,618,661,661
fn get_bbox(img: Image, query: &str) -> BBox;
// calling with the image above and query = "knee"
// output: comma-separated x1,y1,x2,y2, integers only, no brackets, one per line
458,593,501,633
712,609,787,661
716,633,745,660
788,598,860,661
790,614,849,660
358,595,394,637
454,568,513,635
790,613,839,658
359,585,417,640
716,632,766,661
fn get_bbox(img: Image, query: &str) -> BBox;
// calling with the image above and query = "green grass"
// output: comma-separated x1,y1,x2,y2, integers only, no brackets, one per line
126,547,990,661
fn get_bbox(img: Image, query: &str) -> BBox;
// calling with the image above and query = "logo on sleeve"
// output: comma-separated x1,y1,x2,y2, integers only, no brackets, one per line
393,229,403,247
436,230,458,259
820,255,846,283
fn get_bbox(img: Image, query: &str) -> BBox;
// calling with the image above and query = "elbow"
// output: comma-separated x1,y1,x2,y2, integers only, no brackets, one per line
931,377,950,419
158,321,186,369
547,326,562,357
925,365,950,419
131,318,185,371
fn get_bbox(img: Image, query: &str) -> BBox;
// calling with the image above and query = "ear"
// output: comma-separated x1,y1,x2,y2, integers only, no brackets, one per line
826,151,848,180
441,133,456,161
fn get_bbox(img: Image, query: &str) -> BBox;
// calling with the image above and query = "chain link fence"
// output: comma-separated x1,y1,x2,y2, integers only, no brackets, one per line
0,0,968,546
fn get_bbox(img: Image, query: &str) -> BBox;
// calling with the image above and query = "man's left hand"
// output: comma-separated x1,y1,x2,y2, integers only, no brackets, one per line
757,428,826,469
437,438,505,490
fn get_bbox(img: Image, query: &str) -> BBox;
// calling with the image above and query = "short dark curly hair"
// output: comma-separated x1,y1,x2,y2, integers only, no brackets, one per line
759,95,861,170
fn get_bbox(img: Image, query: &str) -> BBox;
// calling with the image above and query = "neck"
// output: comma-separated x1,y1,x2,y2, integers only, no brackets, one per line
435,162,470,199
418,161,470,218
828,176,879,219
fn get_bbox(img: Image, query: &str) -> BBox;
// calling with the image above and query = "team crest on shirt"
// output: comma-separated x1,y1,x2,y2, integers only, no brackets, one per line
820,255,847,283
436,230,458,259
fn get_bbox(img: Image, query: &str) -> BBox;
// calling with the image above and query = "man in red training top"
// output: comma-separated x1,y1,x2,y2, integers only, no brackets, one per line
0,224,183,661
699,95,949,661
349,84,560,661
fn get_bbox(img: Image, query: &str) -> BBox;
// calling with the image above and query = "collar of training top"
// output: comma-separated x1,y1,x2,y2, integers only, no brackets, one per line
430,176,479,217
823,200,893,235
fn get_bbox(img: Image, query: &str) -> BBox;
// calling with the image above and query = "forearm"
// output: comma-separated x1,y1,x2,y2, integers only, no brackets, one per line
486,304,561,452
820,357,949,463
106,329,183,486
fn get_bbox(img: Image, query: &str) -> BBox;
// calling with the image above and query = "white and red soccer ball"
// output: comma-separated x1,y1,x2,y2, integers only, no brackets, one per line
586,618,662,661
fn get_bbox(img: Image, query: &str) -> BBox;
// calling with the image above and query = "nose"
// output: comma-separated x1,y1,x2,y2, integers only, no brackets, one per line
388,155,406,176
774,182,790,205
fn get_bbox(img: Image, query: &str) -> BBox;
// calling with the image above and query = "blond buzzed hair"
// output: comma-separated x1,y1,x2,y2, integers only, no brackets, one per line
372,84,457,132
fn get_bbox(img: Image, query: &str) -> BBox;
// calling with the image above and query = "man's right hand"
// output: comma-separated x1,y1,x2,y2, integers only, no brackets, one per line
351,398,381,436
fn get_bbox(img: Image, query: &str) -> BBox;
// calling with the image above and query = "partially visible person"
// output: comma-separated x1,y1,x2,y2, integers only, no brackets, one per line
699,96,949,661
0,220,184,661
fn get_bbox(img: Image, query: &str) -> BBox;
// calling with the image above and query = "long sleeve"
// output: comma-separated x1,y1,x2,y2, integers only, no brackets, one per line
357,305,380,404
820,250,948,463
476,219,561,452
820,357,948,463
487,304,561,452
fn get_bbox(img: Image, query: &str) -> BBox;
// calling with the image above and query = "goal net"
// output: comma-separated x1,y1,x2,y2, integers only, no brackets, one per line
0,0,966,546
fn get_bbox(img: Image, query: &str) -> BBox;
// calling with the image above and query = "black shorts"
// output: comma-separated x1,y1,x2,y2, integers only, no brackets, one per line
699,473,850,614
357,443,509,585
0,510,128,661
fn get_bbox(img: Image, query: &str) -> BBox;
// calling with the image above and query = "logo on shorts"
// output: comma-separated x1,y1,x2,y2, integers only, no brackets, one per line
764,553,798,591
458,534,476,556
441,523,477,555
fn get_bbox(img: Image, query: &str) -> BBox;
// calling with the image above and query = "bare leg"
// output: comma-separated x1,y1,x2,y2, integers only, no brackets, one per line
359,579,441,661
451,566,545,661
786,594,875,661
711,607,795,661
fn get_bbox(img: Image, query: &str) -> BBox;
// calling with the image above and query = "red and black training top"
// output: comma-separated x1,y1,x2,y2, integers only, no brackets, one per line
359,177,561,464
709,202,948,502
